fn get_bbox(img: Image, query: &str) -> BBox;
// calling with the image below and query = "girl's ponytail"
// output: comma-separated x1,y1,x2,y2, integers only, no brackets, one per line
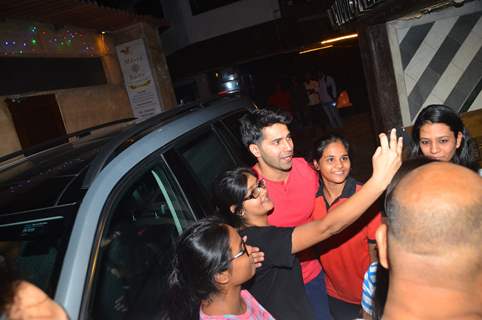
160,218,231,320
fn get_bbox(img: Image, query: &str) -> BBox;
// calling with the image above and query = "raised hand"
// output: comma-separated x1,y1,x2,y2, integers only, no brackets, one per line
371,128,403,189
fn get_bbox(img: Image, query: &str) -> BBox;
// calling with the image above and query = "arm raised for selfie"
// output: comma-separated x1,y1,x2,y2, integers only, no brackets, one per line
291,129,402,254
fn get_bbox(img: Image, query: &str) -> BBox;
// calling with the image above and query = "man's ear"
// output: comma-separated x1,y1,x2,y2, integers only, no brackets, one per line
214,270,230,285
376,223,389,269
249,143,261,158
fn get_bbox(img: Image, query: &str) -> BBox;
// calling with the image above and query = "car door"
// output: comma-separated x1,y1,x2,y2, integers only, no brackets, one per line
76,124,247,319
81,156,196,319
82,125,244,319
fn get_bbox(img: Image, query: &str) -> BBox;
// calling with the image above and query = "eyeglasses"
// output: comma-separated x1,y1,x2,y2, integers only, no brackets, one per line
230,239,249,261
244,179,266,201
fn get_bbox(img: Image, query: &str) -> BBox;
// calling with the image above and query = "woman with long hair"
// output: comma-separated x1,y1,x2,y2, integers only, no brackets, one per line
409,104,479,171
162,218,273,320
212,130,402,319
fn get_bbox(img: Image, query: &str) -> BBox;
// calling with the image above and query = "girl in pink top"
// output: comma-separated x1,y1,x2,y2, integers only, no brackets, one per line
161,218,273,320
200,289,273,320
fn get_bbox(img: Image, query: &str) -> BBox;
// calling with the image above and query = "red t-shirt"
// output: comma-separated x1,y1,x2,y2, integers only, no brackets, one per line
313,177,381,304
254,158,322,284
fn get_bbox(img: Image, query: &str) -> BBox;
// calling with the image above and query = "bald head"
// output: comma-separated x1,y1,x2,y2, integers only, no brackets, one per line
386,162,482,254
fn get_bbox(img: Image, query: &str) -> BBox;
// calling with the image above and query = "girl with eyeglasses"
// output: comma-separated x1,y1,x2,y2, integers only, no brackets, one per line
162,218,274,320
213,130,403,320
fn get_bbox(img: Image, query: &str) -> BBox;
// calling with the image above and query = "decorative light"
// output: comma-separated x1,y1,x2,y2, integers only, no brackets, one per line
1,23,101,56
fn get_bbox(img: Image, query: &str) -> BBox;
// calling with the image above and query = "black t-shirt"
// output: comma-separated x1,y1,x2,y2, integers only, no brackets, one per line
240,226,316,320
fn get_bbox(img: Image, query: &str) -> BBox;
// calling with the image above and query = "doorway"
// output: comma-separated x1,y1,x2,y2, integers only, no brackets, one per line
6,94,67,152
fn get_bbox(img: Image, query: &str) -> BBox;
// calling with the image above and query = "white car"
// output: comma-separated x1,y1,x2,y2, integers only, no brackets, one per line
0,95,254,319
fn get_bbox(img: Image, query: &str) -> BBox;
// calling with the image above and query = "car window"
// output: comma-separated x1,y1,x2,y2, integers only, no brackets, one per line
216,111,255,166
221,111,245,145
89,162,195,320
165,127,239,217
176,129,237,197
0,205,77,297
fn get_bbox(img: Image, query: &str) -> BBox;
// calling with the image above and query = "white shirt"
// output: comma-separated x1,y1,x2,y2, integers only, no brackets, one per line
304,80,320,106
318,74,337,103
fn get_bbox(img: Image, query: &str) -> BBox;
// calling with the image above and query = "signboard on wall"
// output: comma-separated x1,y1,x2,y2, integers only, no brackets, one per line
327,0,386,28
116,39,163,121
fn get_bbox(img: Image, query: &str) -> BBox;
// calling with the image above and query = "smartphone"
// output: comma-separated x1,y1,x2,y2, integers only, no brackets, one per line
388,127,410,141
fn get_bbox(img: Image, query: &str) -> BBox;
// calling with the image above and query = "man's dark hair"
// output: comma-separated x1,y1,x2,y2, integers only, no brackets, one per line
239,108,292,147
309,133,351,163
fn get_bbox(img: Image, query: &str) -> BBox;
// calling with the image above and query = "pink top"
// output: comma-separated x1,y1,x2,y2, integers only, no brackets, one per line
200,290,274,319
254,157,322,284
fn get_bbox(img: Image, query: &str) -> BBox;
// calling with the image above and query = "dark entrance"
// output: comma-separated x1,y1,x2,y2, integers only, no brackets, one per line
6,94,67,152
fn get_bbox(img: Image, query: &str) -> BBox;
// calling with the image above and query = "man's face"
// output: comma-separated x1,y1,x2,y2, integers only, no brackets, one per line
252,123,294,172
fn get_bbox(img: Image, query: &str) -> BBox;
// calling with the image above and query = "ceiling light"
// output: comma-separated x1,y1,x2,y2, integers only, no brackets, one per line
321,33,358,45
299,45,333,54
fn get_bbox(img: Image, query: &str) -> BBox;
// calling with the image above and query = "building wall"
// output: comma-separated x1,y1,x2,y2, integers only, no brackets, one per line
0,21,132,157
387,1,482,126
0,19,175,157
0,83,131,157
160,0,281,54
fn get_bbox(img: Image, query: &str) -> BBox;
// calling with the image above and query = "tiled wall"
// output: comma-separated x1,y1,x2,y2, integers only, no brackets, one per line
387,2,482,126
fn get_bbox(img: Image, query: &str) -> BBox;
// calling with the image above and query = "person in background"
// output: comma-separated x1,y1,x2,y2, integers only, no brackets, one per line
375,162,482,320
409,104,479,172
304,72,322,128
267,81,292,115
290,76,309,127
318,72,343,129
311,134,381,319
161,218,273,320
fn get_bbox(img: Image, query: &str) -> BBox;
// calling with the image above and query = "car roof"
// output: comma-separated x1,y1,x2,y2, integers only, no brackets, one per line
0,95,249,215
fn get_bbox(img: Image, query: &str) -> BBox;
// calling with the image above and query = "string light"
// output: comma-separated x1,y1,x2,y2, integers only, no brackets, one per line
0,23,101,56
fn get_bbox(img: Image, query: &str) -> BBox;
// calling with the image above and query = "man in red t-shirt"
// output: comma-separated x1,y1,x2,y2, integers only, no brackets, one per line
240,108,331,320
